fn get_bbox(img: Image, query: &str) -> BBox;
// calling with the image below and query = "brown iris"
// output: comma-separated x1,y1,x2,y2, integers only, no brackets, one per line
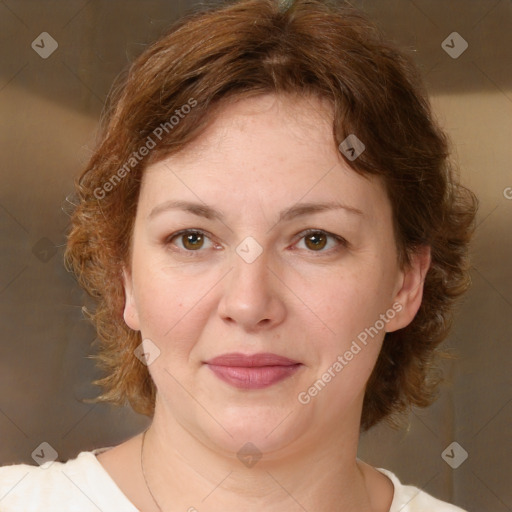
304,231,327,251
182,231,204,250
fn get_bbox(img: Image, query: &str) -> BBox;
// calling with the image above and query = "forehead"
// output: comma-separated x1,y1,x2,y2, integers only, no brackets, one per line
139,93,389,224
175,93,336,159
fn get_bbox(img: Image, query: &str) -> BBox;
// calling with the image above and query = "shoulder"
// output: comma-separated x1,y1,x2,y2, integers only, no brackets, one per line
376,467,467,512
0,449,138,512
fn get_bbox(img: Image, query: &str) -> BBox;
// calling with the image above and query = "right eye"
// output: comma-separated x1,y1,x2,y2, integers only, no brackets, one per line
164,229,217,254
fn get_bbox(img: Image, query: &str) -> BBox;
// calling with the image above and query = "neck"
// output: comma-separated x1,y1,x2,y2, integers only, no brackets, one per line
140,400,378,512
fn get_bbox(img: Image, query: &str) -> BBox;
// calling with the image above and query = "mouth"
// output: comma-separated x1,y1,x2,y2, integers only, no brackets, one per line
204,352,302,389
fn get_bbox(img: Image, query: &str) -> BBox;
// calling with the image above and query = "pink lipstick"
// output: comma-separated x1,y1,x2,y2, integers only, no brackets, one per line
205,352,302,389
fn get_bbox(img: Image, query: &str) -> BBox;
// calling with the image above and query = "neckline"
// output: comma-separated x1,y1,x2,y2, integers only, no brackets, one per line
374,466,400,512
85,448,141,510
87,448,399,512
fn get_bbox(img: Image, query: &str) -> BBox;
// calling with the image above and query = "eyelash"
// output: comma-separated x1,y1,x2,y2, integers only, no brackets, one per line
164,228,348,257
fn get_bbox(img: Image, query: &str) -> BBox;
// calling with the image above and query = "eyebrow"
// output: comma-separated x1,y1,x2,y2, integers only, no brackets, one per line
148,199,364,223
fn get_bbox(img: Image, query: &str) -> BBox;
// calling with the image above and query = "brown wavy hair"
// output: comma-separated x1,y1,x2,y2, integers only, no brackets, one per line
64,0,478,432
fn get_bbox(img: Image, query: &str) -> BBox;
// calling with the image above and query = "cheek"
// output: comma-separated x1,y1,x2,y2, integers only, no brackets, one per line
319,264,389,331
305,287,387,414
310,263,393,373
131,257,218,364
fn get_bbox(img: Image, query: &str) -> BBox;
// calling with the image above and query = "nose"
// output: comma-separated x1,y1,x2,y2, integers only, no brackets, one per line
217,247,286,332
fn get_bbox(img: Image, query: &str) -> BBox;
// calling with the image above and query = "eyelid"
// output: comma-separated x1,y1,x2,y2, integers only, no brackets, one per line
165,229,218,253
292,228,349,252
300,228,348,243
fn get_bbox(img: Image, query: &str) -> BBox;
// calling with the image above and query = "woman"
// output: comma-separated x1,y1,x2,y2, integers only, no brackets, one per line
0,0,477,510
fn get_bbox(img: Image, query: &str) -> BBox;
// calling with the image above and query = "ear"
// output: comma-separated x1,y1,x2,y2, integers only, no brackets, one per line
385,245,431,333
122,265,141,331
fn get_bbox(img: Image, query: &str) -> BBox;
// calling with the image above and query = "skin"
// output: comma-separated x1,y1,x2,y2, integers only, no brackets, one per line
96,93,431,512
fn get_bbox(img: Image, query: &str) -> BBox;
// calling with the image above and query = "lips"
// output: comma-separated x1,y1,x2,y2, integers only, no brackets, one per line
204,352,302,389
205,352,299,367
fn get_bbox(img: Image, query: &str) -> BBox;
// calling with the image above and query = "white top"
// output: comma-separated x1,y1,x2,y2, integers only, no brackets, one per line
0,448,467,512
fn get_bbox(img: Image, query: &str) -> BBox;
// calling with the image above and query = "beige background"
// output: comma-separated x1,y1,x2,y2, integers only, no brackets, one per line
0,1,511,511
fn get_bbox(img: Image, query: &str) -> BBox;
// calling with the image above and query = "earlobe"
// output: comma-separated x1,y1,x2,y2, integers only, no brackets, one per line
386,245,431,333
122,265,141,331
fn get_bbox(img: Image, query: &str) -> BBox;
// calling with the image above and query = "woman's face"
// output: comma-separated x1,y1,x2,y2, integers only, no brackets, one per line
123,93,427,458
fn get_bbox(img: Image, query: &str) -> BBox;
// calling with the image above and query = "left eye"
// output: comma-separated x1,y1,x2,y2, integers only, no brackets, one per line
294,229,347,253
165,229,347,254
166,230,215,252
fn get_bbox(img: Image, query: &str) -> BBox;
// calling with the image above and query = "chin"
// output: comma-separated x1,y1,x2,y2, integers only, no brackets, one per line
195,405,309,460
